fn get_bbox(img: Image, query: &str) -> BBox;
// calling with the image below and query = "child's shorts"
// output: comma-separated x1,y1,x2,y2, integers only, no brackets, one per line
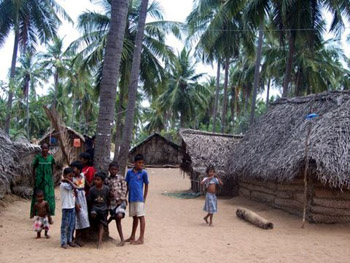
91,207,108,226
129,202,145,217
110,201,126,218
33,216,50,232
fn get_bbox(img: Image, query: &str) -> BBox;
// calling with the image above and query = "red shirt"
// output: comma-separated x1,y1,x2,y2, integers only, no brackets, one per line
82,166,96,185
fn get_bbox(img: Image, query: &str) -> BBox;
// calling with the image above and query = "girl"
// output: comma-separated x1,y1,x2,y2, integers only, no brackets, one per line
200,165,223,226
70,161,90,247
79,152,96,192
30,143,56,218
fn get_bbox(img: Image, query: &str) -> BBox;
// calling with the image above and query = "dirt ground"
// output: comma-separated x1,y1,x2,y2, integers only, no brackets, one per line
0,168,350,263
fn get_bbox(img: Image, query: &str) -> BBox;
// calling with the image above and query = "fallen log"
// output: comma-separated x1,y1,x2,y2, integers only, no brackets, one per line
236,207,274,230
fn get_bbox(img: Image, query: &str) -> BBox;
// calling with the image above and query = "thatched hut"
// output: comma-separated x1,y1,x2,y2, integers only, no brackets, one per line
39,127,86,184
228,90,350,223
180,129,242,194
0,130,40,199
128,133,183,166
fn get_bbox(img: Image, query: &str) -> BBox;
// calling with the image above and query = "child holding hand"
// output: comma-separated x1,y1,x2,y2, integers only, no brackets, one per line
200,165,223,226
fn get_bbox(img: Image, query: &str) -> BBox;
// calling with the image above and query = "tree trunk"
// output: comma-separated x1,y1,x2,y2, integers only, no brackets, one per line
249,23,264,126
212,59,220,132
117,0,149,175
282,32,296,97
230,84,235,128
26,79,31,140
266,78,271,108
221,56,229,133
113,85,126,160
94,0,130,172
4,31,20,134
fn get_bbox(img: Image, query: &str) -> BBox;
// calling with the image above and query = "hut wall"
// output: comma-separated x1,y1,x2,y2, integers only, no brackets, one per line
239,178,350,223
129,137,182,165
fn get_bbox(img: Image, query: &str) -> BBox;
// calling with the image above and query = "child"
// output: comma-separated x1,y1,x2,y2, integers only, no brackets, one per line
105,162,127,246
87,172,110,249
31,190,53,239
200,165,223,226
125,154,149,245
60,167,78,249
70,161,90,247
79,152,96,192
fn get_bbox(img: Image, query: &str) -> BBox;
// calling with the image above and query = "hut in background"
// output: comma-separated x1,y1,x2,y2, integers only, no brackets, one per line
128,133,183,167
228,91,350,223
180,129,242,194
39,127,85,184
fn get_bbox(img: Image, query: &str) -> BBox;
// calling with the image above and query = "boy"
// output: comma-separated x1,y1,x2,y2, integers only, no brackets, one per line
105,162,127,246
31,190,53,239
60,167,78,249
125,154,149,245
87,172,110,249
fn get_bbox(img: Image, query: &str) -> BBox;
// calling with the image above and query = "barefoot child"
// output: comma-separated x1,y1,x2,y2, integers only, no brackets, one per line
125,154,149,245
31,190,53,239
105,162,127,246
200,165,223,226
87,172,110,249
60,167,78,249
70,161,90,247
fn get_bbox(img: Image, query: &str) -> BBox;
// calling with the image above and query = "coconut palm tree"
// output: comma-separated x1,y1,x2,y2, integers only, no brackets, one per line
0,0,71,134
93,0,130,171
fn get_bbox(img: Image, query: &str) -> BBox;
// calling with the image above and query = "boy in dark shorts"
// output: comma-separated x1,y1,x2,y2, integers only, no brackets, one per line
87,172,110,249
105,162,127,246
125,154,149,245
31,190,53,239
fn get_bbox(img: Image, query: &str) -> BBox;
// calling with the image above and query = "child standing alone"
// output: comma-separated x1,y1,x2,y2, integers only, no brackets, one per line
125,154,149,245
31,190,53,239
200,165,223,226
60,167,78,249
105,162,127,246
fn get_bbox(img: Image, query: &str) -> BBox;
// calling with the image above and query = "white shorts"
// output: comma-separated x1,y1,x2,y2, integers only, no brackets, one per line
129,202,145,217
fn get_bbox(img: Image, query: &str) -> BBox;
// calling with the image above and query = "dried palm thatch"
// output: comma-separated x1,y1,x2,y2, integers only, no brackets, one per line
227,90,350,189
180,129,242,193
0,129,40,199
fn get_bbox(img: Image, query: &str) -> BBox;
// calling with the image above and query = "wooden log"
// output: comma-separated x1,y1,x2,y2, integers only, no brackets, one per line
275,191,293,199
239,187,251,198
311,205,350,216
313,198,350,209
314,188,350,200
240,182,276,196
236,207,273,229
277,184,304,192
240,179,277,191
250,191,275,203
310,213,350,224
274,197,304,209
294,193,305,203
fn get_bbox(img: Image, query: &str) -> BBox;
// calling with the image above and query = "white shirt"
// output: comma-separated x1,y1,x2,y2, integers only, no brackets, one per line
60,182,75,209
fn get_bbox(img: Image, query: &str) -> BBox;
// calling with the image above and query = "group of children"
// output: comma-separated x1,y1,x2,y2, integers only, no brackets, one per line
32,153,149,249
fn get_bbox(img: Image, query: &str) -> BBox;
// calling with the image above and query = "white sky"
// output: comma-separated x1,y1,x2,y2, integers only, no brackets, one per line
0,0,349,98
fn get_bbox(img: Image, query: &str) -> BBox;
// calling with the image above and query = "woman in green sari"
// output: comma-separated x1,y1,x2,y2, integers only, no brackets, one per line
30,143,56,218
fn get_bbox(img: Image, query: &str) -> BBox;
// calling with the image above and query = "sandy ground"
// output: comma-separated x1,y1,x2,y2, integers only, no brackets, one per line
0,168,350,263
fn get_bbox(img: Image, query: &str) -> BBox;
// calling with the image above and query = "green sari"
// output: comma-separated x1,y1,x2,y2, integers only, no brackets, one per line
30,154,56,216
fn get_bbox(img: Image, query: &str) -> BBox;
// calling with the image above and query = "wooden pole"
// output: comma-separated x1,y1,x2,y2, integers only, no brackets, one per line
301,122,312,228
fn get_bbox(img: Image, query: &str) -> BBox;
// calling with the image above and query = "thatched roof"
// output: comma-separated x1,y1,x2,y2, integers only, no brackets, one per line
129,133,181,154
39,126,85,144
228,90,350,189
180,129,243,176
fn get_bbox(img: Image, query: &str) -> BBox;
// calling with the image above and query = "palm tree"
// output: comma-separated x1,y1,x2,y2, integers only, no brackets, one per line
15,51,47,139
93,0,130,171
0,0,71,134
117,0,150,174
158,48,210,128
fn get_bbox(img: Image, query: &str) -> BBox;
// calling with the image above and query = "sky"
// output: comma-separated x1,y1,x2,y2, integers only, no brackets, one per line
0,0,349,96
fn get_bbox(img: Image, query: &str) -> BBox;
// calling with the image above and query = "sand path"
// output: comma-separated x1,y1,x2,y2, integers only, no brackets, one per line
0,168,350,263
